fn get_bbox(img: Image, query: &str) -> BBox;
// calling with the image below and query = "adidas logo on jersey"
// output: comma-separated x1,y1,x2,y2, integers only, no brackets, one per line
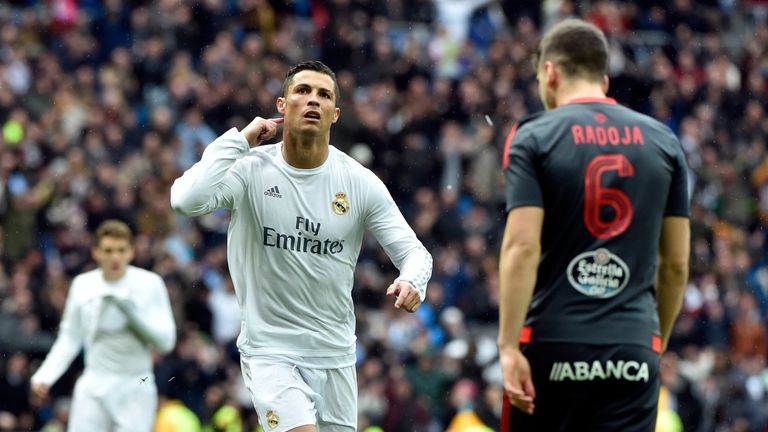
264,186,282,198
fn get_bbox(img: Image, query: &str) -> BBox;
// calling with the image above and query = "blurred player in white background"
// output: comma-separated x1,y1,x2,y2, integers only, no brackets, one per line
31,219,177,432
171,60,433,432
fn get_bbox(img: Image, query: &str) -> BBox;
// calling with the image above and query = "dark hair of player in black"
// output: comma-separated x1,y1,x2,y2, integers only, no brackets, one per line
281,60,340,102
535,19,608,83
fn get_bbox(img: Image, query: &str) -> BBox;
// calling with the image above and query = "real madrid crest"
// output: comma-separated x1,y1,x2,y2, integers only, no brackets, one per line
266,410,279,429
332,192,350,215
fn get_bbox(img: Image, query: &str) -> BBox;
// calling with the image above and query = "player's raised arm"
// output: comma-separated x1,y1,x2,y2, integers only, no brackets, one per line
106,275,177,354
170,116,283,216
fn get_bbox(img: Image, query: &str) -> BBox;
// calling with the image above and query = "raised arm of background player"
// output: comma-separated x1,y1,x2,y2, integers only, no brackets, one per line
656,217,690,351
170,117,282,216
102,274,176,354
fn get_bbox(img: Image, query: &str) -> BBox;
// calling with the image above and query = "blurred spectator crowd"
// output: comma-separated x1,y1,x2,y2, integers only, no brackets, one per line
0,0,767,431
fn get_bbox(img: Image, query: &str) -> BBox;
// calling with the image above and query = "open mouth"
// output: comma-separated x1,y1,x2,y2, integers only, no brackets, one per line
304,111,321,121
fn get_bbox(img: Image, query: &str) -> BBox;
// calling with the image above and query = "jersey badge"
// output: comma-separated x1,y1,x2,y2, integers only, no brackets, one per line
566,248,630,298
266,410,279,429
332,192,350,215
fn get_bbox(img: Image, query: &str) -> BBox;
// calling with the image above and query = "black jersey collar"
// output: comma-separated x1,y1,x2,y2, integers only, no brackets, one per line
564,97,617,105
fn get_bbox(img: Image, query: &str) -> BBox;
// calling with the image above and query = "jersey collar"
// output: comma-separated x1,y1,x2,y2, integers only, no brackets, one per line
563,97,617,105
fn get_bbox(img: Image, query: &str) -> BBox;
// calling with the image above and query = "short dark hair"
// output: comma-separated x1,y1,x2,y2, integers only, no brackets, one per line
95,219,133,245
281,61,340,101
536,19,608,83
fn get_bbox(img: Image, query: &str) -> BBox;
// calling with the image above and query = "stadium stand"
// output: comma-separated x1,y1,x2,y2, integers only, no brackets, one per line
0,0,766,430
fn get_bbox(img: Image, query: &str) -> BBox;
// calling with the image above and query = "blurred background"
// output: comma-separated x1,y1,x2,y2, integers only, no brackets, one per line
0,0,766,431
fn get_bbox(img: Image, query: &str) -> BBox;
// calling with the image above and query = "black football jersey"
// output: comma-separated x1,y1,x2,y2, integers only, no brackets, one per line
503,97,689,347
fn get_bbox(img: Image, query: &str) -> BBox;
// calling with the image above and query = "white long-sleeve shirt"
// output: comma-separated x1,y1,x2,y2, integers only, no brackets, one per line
31,266,177,386
171,129,432,368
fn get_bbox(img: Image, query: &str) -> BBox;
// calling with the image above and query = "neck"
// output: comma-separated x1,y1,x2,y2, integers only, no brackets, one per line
282,132,330,169
554,81,607,108
102,270,126,282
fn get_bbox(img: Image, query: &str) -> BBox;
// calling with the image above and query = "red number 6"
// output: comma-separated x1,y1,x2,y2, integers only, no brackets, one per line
584,154,635,239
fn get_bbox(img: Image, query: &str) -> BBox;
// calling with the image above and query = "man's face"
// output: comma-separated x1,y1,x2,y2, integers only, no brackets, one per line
92,236,134,281
277,70,340,136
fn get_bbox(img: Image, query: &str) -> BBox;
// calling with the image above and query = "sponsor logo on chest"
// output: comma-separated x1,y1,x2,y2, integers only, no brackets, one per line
566,248,630,298
260,188,353,255
263,216,345,255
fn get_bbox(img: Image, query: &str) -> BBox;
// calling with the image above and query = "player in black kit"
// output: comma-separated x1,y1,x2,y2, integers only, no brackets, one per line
497,19,690,432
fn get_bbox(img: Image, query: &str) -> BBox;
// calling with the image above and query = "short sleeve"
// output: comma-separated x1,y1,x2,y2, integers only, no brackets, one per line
664,138,690,217
504,125,544,212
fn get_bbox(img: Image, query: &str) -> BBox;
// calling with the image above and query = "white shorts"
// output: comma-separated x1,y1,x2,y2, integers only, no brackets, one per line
68,370,157,432
239,355,357,432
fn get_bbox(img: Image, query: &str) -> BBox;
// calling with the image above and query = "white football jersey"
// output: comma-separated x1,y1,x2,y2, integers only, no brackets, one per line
31,266,176,386
171,129,432,368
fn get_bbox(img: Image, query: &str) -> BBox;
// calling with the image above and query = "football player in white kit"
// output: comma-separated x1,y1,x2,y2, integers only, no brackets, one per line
171,61,433,431
31,220,177,432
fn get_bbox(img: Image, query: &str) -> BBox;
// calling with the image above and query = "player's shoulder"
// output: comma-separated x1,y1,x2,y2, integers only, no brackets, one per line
243,143,281,162
329,146,378,179
517,111,547,128
68,269,100,299
71,269,98,287
626,108,678,139
229,143,282,179
590,102,678,139
504,112,546,149
537,102,678,141
329,147,391,205
126,266,165,286
607,104,683,153
513,111,546,134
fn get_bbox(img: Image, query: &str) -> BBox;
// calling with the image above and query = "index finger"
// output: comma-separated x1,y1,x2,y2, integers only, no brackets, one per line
394,292,404,309
269,117,284,124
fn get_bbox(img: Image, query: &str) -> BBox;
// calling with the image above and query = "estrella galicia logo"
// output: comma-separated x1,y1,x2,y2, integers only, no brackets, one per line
566,248,629,298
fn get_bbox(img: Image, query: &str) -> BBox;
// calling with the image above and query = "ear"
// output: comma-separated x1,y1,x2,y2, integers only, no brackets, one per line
545,61,557,88
603,75,609,93
332,107,340,123
276,97,285,114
